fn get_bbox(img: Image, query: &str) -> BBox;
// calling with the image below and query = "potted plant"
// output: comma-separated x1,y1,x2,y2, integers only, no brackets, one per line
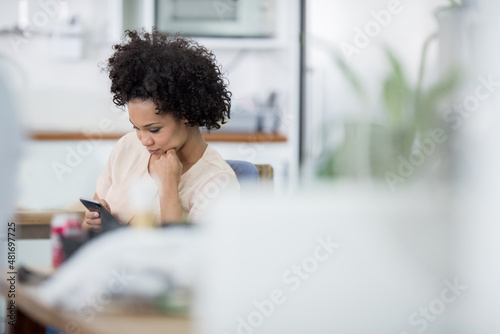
316,1,463,187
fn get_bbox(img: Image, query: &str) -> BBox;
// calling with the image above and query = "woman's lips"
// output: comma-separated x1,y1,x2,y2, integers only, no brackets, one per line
148,149,159,155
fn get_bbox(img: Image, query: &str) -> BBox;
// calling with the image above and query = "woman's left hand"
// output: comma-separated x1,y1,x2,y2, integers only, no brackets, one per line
149,149,183,187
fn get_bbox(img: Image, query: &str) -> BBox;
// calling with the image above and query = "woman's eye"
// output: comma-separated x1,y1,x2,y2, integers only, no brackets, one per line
150,129,160,133
132,126,139,130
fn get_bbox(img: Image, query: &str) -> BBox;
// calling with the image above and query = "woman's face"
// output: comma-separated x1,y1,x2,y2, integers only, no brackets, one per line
128,99,188,156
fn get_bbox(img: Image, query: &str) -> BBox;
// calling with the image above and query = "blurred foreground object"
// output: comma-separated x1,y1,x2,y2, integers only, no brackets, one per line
0,64,23,226
196,184,454,334
37,227,198,316
446,1,500,333
0,60,23,334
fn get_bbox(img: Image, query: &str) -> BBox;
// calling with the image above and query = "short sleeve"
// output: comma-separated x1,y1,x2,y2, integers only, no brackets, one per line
95,136,125,199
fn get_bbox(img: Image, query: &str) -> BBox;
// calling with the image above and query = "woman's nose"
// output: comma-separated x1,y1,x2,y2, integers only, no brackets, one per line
138,132,153,146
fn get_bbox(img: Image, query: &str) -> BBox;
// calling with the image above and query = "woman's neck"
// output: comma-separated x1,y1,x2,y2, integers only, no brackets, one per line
177,127,207,173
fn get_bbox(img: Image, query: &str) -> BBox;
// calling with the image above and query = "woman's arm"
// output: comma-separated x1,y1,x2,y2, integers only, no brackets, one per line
158,180,183,223
149,149,183,224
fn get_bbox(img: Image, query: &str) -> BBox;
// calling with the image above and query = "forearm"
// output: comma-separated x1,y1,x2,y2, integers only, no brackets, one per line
158,181,183,223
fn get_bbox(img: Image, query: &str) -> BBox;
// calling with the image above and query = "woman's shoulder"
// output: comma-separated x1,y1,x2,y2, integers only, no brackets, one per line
116,131,142,148
180,145,237,188
112,132,143,154
199,146,237,176
109,132,146,164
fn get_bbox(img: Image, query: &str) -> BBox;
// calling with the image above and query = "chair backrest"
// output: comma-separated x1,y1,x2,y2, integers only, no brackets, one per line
254,163,274,193
225,160,259,186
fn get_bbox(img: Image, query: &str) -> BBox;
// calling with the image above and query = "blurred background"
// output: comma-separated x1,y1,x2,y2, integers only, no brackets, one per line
0,0,298,210
0,0,464,210
2,0,500,333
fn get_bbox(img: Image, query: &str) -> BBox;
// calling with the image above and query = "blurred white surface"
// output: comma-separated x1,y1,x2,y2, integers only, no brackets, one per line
16,140,114,210
195,183,454,334
451,1,500,333
0,65,23,221
37,227,199,310
16,240,51,267
0,59,23,334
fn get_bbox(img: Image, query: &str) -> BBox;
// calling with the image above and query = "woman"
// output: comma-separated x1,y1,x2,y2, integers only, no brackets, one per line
83,29,239,229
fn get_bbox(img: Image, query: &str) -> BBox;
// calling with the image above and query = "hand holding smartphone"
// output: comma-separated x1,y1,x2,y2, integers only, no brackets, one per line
80,197,122,231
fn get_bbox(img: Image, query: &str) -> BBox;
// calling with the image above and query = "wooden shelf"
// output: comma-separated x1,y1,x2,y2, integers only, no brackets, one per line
29,131,287,143
203,132,286,142
29,132,125,141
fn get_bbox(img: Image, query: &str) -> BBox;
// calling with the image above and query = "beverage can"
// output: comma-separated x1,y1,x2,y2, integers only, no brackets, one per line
50,213,82,267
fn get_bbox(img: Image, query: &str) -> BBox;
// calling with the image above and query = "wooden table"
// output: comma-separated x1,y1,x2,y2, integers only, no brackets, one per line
11,211,84,239
1,269,191,334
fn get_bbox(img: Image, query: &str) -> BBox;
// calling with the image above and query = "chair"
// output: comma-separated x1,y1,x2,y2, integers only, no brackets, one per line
225,160,274,195
225,160,259,190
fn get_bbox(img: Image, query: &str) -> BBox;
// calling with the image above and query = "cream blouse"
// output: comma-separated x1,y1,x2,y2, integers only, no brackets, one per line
95,132,240,224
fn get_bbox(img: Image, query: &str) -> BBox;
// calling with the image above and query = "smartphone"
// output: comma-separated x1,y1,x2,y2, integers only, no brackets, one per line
79,197,122,230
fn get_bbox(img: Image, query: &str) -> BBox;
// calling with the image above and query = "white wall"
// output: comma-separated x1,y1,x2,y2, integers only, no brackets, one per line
0,0,124,131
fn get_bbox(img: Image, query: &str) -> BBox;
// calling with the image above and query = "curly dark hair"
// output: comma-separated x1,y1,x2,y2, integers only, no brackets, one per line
104,28,231,130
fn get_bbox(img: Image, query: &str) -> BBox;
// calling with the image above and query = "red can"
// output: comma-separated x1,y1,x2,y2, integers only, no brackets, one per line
50,213,82,267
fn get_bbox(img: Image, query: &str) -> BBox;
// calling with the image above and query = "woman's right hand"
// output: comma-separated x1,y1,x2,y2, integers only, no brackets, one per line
83,198,111,231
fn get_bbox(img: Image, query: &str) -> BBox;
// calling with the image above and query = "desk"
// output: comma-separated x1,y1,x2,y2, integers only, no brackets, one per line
1,270,191,334
12,211,84,239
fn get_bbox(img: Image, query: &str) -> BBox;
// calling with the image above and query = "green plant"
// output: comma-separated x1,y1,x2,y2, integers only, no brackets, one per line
316,32,461,180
